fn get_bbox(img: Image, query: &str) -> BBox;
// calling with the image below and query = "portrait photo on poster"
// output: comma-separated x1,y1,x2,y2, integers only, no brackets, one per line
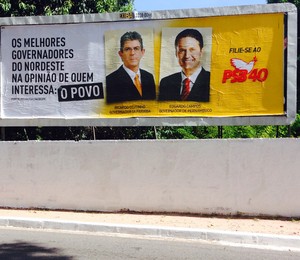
158,27,212,102
104,28,156,104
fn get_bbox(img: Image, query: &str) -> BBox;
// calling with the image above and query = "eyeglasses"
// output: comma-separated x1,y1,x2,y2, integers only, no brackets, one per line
122,46,142,52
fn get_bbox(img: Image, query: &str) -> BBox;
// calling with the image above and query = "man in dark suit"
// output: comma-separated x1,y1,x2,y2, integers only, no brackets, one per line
159,29,210,102
106,31,156,104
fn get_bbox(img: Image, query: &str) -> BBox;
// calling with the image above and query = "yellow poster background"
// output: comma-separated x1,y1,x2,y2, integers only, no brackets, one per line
102,13,284,118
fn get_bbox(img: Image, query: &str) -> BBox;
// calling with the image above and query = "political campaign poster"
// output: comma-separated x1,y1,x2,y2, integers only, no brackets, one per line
0,3,297,126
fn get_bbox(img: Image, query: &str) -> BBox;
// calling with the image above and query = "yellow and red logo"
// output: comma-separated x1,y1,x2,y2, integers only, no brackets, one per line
222,56,268,83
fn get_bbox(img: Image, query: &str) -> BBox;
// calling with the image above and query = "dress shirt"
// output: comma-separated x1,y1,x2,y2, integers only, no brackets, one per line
122,64,141,84
180,66,203,95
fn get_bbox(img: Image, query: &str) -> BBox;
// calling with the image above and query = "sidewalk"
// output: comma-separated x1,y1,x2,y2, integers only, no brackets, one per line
0,209,300,250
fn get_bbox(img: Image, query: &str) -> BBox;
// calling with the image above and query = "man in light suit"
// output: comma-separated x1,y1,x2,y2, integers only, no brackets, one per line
106,31,156,104
159,29,210,102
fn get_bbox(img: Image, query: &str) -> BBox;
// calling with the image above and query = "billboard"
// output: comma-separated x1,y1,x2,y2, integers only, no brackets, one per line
0,3,297,126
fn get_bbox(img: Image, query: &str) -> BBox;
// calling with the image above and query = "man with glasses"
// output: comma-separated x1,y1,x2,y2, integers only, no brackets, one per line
106,31,156,103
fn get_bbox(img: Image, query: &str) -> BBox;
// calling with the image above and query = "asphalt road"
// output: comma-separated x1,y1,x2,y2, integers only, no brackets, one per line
0,227,299,259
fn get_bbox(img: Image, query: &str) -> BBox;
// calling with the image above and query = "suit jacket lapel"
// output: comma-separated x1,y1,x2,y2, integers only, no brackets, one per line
174,73,182,99
189,69,207,99
120,66,141,95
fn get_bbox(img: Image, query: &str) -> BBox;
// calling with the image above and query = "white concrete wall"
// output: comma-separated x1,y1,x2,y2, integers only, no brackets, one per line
0,139,299,217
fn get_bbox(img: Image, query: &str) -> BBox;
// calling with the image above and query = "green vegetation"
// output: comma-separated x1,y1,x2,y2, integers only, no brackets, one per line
0,0,134,16
0,0,299,140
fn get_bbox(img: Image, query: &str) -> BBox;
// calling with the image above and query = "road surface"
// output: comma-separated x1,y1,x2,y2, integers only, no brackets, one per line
0,227,299,259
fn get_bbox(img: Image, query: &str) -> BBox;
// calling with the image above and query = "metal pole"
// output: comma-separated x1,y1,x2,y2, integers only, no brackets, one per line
218,126,223,139
92,127,96,140
153,126,158,139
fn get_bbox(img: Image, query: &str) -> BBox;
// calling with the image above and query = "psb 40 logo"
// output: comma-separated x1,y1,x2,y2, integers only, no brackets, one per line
222,57,268,83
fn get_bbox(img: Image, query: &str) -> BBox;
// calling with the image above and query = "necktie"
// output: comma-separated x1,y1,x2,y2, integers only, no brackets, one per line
181,78,190,101
134,74,142,96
